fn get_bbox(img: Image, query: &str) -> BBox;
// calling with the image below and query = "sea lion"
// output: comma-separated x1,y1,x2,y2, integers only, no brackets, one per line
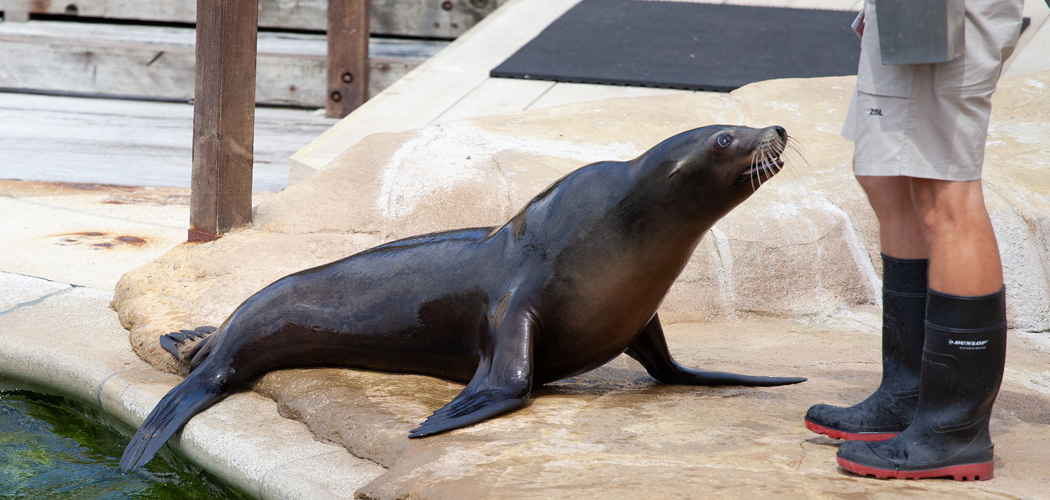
120,124,804,471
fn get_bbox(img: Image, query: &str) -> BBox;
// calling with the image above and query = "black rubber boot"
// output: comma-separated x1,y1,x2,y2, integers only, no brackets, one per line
805,255,928,440
837,287,1007,481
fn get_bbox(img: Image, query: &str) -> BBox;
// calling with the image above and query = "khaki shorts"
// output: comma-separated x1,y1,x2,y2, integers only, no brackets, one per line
841,0,1024,181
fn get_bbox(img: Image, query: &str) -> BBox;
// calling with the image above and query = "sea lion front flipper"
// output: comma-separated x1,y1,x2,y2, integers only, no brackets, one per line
625,314,806,387
409,305,537,438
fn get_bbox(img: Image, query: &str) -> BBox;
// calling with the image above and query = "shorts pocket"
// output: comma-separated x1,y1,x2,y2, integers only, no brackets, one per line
936,0,1022,95
934,43,1012,95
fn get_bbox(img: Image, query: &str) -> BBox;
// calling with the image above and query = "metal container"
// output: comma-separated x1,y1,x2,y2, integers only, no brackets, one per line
876,0,966,65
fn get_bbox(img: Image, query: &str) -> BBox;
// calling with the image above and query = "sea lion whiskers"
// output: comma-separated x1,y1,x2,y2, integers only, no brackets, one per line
743,130,786,191
783,137,807,170
770,136,806,186
747,150,758,192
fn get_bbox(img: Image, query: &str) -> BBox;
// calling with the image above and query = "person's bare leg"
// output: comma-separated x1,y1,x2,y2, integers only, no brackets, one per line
909,179,1003,295
856,175,928,259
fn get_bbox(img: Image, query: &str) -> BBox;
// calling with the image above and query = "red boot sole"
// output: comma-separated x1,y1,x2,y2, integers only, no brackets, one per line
804,419,900,442
837,456,994,481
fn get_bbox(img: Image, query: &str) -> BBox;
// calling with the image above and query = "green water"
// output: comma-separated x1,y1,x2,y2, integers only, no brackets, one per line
0,391,249,499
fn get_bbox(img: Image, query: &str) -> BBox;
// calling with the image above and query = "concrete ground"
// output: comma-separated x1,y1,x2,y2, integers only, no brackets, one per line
3,0,1050,498
107,70,1050,499
253,316,1050,499
2,181,1049,498
5,74,1050,499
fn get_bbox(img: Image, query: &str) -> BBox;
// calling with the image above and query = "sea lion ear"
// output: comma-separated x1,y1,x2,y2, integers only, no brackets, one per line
667,160,687,178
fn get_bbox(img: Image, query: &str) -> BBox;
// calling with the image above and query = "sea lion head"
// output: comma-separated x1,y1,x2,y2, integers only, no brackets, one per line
637,124,787,210
662,124,787,188
622,125,789,229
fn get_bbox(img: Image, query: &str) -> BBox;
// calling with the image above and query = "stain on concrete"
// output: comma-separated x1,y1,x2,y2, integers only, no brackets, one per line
51,232,149,249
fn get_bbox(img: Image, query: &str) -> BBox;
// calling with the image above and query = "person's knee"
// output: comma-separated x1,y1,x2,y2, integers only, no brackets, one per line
910,179,989,241
855,175,908,197
856,175,914,220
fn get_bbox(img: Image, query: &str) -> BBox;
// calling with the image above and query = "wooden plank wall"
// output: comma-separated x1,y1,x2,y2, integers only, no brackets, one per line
0,93,335,191
0,21,444,107
0,0,501,38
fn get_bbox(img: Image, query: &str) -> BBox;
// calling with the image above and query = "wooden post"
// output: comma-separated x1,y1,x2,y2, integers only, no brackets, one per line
189,0,259,242
4,5,29,22
326,0,370,118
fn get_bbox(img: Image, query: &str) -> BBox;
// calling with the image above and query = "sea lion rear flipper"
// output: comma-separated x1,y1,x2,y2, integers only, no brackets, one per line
159,326,218,365
409,305,537,438
120,363,230,471
625,314,806,387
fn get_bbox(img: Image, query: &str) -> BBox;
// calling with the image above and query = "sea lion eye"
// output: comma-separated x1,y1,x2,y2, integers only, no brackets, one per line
715,133,734,149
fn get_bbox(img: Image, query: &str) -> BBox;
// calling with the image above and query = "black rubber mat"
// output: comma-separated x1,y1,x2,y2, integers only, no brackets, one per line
491,0,862,92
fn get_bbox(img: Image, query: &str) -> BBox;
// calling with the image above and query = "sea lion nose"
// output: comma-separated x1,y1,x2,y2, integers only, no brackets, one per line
772,126,787,141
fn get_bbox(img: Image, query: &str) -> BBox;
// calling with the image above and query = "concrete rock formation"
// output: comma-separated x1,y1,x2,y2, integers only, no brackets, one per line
111,72,1050,497
114,72,1050,373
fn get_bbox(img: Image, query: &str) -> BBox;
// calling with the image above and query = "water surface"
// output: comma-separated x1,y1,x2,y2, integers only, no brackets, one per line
0,391,248,499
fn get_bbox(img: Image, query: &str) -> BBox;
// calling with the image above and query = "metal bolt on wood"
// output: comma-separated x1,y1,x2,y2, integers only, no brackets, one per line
326,0,370,118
